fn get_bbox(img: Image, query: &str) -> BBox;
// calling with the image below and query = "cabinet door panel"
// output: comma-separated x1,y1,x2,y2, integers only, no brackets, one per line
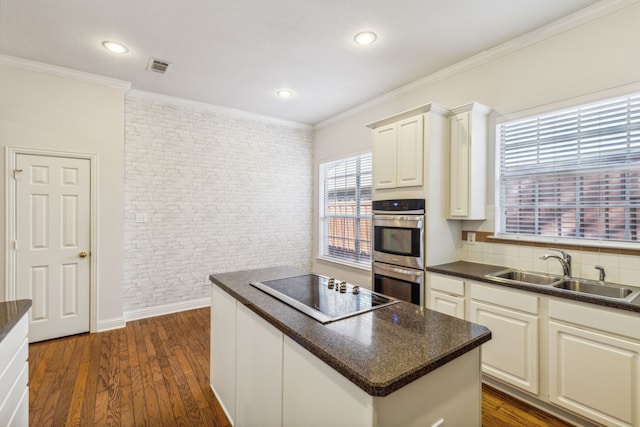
470,300,539,395
429,290,465,319
449,111,470,217
549,320,640,426
396,115,424,187
373,124,397,189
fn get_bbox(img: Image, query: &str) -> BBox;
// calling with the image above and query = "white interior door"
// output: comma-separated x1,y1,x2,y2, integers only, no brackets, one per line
14,153,91,342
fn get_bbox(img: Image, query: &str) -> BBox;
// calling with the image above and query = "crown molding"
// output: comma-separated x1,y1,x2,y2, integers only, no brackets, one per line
366,102,449,129
0,54,132,91
314,0,638,130
127,89,312,130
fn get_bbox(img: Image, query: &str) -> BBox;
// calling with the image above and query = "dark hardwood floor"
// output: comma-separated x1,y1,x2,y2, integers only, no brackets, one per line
482,384,573,427
29,307,573,426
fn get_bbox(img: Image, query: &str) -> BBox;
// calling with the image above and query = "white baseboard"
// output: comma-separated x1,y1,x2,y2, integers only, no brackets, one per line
95,316,126,332
124,297,211,322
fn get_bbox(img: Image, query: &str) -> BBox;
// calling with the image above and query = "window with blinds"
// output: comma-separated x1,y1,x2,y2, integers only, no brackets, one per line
319,153,372,266
497,93,640,242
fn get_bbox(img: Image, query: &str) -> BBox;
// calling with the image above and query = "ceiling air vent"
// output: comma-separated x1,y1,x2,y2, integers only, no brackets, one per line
147,57,171,74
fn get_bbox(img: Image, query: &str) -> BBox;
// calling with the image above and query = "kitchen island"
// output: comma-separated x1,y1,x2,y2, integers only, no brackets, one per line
210,266,491,427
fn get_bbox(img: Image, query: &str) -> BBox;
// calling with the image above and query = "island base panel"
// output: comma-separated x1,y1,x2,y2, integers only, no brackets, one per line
283,335,482,427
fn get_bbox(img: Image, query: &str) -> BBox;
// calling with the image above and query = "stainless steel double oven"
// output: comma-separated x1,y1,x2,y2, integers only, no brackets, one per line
372,199,425,306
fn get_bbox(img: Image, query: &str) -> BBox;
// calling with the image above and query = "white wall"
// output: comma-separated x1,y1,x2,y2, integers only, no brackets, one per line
123,93,313,313
0,62,127,328
312,2,640,286
0,60,314,323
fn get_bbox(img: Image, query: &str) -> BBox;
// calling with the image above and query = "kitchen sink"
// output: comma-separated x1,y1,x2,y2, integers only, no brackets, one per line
485,268,563,286
485,268,640,302
553,279,640,302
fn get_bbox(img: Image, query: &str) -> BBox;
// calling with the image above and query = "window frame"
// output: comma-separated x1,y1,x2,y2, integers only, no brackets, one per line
494,92,640,248
318,152,372,269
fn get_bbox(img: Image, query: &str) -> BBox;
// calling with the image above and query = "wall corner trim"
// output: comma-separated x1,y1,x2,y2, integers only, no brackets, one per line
95,316,127,333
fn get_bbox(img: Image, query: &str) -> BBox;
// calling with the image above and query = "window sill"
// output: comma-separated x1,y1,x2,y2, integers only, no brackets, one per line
488,234,640,255
315,256,371,272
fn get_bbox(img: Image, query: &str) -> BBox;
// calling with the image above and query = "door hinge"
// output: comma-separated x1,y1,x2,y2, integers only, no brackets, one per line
12,240,18,250
13,169,23,179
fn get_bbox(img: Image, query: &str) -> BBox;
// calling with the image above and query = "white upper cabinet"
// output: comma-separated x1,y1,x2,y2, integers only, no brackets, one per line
396,115,424,187
372,114,424,189
448,102,491,219
372,124,399,189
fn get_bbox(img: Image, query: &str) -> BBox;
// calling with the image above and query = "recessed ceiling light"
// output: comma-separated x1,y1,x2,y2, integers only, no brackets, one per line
102,41,129,54
276,89,294,98
354,31,377,46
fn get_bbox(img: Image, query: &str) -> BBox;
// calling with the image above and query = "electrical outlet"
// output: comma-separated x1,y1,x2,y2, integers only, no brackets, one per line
135,213,149,223
467,231,476,245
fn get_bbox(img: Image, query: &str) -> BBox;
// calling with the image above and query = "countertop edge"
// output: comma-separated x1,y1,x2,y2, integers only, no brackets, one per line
211,275,490,397
426,262,640,313
0,299,32,344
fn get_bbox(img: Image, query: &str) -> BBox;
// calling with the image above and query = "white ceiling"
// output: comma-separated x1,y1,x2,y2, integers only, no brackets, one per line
0,0,609,125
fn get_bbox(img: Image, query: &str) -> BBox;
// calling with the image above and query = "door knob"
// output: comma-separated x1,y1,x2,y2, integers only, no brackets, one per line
79,251,88,258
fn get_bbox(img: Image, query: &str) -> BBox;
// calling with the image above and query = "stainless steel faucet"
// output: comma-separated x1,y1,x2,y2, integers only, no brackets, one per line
540,248,572,278
595,265,606,284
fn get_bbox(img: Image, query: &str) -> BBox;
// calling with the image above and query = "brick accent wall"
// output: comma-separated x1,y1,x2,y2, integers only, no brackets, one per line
123,95,313,311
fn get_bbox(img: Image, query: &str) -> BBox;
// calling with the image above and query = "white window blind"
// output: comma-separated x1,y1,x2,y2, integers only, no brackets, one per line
319,153,372,266
497,93,640,242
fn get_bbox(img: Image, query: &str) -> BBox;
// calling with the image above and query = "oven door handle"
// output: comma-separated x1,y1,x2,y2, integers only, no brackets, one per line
372,216,424,228
373,263,424,281
373,214,424,222
372,209,424,215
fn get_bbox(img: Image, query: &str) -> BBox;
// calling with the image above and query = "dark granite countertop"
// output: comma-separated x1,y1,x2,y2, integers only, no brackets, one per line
427,261,640,314
0,299,31,344
210,266,491,397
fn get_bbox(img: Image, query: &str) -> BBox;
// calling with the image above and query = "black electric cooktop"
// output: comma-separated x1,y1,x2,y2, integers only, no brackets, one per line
251,274,399,324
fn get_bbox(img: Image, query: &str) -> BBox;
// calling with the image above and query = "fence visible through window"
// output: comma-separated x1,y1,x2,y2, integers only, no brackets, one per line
326,200,372,260
320,153,372,265
498,93,640,243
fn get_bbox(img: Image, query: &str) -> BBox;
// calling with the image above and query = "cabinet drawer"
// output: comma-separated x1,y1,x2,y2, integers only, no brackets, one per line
430,274,465,296
471,283,538,315
0,313,28,374
0,360,28,425
0,337,28,400
8,386,28,427
549,299,640,340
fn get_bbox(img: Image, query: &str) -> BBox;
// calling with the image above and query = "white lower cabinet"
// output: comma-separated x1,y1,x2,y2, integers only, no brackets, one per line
469,283,539,395
427,273,466,319
0,310,29,427
548,300,640,427
236,304,283,427
429,271,640,426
